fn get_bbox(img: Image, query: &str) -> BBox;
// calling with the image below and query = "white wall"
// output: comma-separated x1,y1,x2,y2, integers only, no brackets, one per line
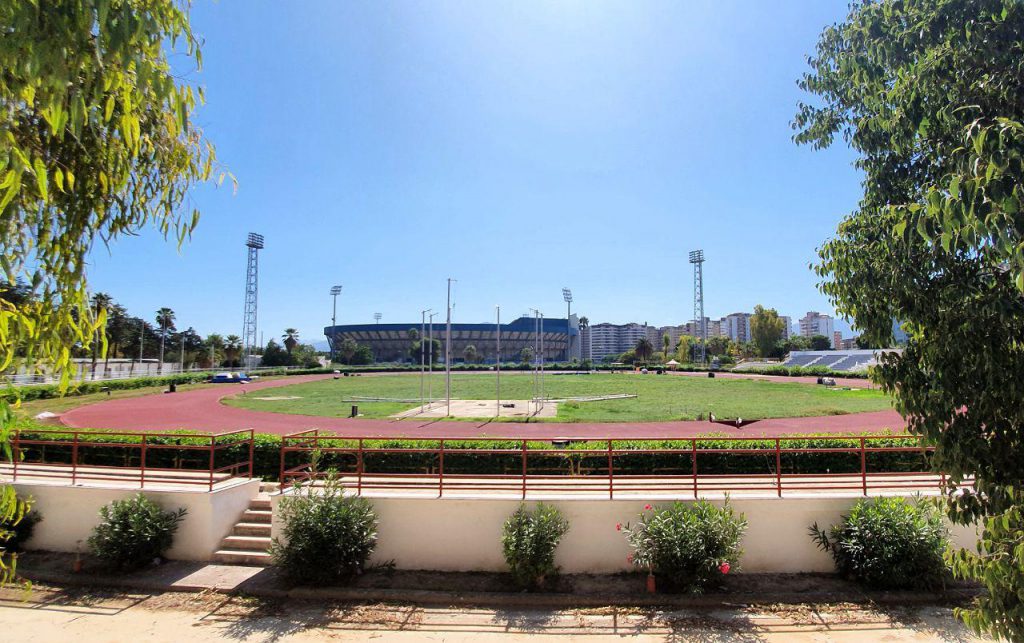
272,493,978,574
15,479,260,561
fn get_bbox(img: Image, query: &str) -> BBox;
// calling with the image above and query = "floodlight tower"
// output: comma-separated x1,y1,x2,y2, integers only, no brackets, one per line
329,285,342,363
374,312,382,324
562,288,573,362
689,249,706,365
242,232,264,364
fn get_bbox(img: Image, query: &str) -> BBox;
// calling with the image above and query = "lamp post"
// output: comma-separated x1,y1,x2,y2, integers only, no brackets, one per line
562,287,573,363
495,305,501,418
445,278,455,417
428,311,438,406
420,308,432,407
330,285,342,364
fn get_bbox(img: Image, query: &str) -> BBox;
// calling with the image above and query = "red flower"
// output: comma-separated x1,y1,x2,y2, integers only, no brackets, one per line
627,554,634,564
616,523,622,531
644,504,652,511
719,562,731,574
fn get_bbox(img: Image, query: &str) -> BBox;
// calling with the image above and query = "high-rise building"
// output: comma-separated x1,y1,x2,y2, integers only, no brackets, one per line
722,312,752,343
780,316,793,339
587,322,653,362
799,311,835,339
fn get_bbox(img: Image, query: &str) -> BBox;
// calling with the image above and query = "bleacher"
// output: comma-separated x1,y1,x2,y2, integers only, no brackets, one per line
781,349,899,373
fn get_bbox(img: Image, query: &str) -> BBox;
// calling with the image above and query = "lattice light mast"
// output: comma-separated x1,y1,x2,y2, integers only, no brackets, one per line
562,287,573,362
242,233,264,364
329,285,342,363
374,312,382,324
689,249,706,365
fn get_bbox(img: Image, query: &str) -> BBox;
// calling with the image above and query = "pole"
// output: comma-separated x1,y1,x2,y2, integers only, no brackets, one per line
540,312,545,409
566,300,571,363
159,320,165,374
496,305,501,418
445,278,453,416
420,309,430,407
331,294,337,363
180,335,185,373
428,312,437,406
139,318,144,368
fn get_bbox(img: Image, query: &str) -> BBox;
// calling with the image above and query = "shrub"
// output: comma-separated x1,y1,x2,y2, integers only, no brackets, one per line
271,473,378,584
622,500,746,592
0,504,41,553
501,503,570,589
810,496,949,589
88,494,186,569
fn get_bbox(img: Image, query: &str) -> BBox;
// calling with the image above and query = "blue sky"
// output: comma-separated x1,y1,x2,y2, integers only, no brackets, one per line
85,1,862,344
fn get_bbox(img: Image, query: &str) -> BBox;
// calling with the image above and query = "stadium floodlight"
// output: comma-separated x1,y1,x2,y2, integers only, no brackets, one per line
374,312,382,324
242,232,265,364
689,249,706,364
329,285,342,363
562,288,573,362
246,233,265,249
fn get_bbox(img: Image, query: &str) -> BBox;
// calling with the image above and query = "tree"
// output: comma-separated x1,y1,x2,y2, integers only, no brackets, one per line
808,335,831,351
155,307,176,371
675,335,693,363
706,335,731,357
634,338,654,364
282,328,299,354
204,333,224,368
409,339,441,365
750,305,785,358
463,344,478,364
260,339,291,367
0,0,226,587
662,333,671,359
89,292,113,375
519,346,534,365
795,2,1024,637
224,335,242,367
339,338,358,364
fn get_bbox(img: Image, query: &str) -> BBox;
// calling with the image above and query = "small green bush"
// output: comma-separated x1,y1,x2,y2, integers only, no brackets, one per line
810,496,949,589
501,503,570,589
622,500,746,592
271,473,378,584
88,494,186,569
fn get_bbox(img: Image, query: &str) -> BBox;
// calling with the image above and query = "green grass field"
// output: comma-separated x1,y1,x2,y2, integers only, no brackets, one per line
223,373,892,423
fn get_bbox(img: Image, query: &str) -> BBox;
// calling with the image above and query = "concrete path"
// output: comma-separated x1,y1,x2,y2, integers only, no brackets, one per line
59,373,905,438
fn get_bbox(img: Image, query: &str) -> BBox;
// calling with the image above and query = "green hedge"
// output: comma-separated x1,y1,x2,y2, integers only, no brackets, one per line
3,367,338,404
11,430,927,482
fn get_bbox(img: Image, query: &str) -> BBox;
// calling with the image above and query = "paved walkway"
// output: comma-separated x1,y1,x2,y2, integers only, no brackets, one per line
59,374,905,438
6,555,987,642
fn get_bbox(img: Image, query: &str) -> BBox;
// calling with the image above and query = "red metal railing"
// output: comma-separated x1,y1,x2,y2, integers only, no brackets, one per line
279,431,954,499
4,429,255,491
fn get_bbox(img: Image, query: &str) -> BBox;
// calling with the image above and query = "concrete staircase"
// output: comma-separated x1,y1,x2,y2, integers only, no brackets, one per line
212,490,274,566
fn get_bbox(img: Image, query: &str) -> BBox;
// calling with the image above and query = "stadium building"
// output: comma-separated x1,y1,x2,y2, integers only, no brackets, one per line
325,315,580,364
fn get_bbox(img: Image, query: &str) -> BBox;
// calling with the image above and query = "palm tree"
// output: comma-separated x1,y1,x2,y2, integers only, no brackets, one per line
463,344,478,364
662,333,670,361
224,335,242,367
205,333,224,368
89,292,113,377
155,307,176,372
282,328,299,354
635,337,654,364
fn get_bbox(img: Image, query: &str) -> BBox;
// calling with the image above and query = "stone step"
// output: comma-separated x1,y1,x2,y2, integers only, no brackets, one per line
212,549,272,566
242,509,272,524
221,535,271,551
233,522,272,537
249,498,272,511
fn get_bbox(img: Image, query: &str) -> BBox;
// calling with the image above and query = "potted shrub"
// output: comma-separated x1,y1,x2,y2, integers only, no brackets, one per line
810,496,949,589
501,503,569,590
620,500,746,593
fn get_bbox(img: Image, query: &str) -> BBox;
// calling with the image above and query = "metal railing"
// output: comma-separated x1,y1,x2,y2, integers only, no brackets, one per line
279,432,952,499
2,364,311,387
4,429,255,491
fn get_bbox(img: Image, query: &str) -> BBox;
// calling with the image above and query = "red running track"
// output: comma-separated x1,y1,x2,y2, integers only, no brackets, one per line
59,374,905,439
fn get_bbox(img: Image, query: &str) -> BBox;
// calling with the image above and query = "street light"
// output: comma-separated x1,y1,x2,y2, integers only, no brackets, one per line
562,287,573,363
420,308,432,406
329,285,342,364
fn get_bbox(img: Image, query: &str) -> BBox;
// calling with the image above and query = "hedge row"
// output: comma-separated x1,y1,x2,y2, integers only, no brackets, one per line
10,430,927,481
3,367,337,404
